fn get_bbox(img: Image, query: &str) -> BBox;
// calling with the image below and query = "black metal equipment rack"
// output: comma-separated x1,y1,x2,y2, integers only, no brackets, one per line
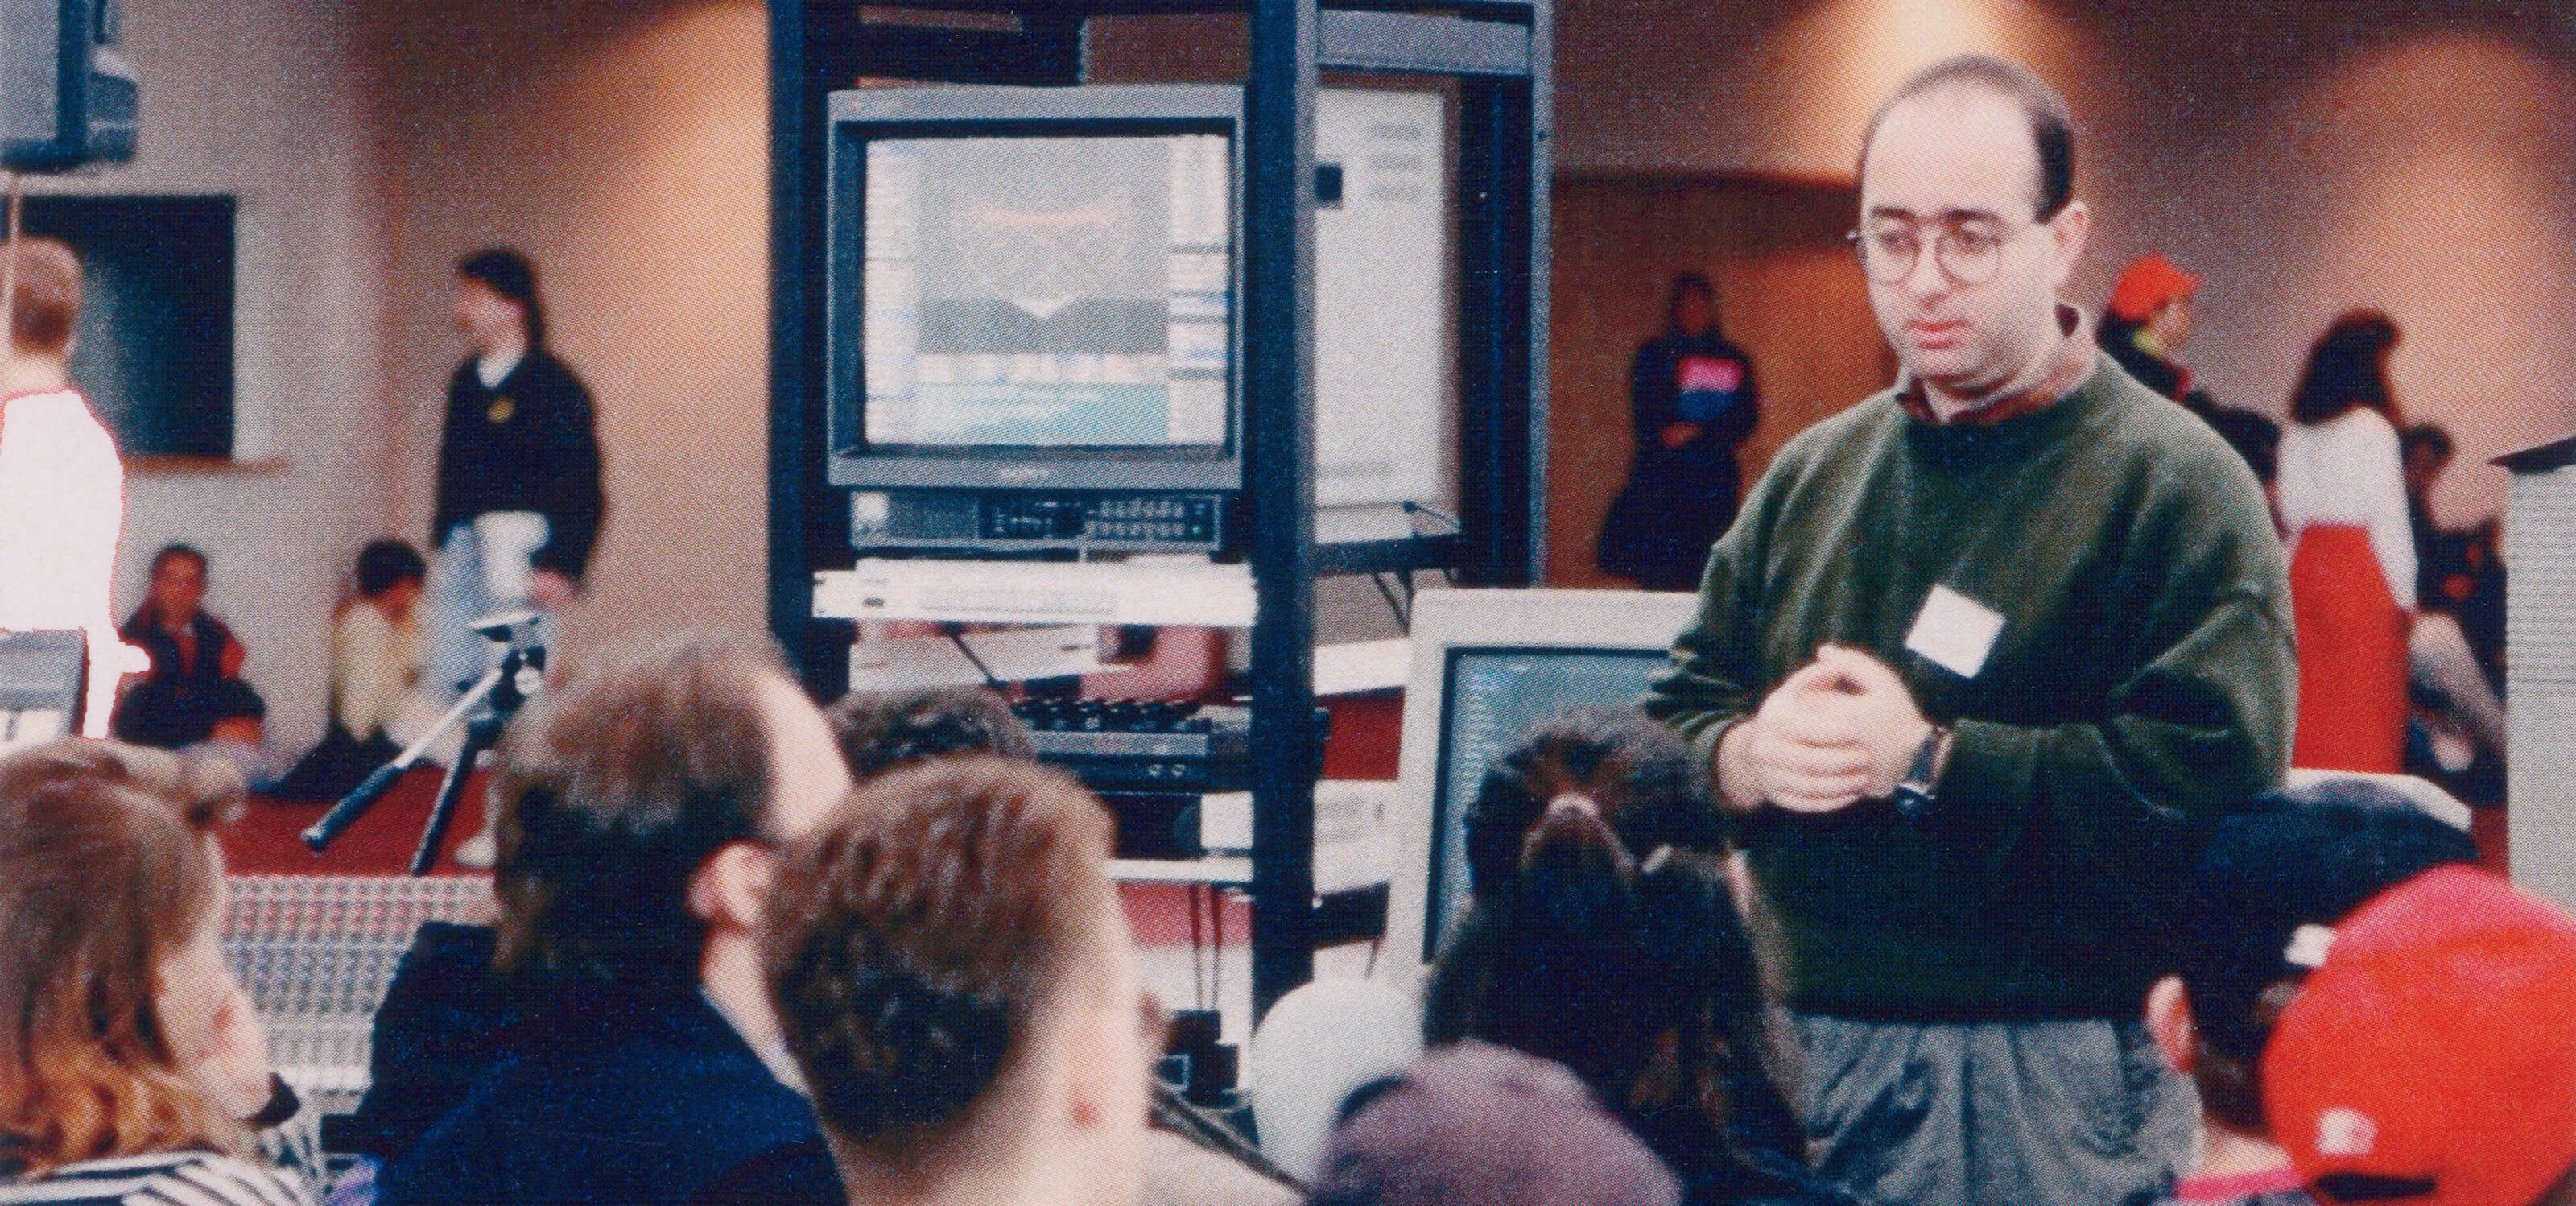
766,0,1549,1018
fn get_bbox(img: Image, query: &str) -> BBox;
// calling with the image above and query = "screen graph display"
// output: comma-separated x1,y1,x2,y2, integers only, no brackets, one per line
860,132,1232,451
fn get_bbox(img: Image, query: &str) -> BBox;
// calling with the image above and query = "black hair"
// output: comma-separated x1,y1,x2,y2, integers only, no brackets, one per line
1426,709,1814,1199
1459,708,1716,905
2161,778,2477,1130
492,632,785,1006
354,539,427,598
1666,271,1717,334
1861,54,2078,222
824,687,1034,783
2289,309,2401,425
2401,422,2454,461
456,247,546,349
148,543,206,577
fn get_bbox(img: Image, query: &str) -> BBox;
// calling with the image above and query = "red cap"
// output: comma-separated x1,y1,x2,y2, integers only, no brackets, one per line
2264,865,2576,1206
2108,253,2199,322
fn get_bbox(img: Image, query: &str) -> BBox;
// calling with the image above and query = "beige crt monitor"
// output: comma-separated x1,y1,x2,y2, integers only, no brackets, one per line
1385,588,1703,981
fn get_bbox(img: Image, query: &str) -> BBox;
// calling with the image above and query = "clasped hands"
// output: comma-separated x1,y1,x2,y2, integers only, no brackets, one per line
1716,644,1934,814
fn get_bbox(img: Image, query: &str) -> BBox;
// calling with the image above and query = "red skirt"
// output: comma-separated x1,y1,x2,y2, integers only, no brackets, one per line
2289,524,2408,773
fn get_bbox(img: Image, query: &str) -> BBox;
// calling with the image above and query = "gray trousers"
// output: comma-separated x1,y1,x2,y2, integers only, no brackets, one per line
1793,1013,2194,1206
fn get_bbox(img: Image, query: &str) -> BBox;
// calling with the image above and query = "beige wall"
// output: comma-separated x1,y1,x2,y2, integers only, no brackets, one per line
1555,0,2576,530
358,0,771,667
48,0,389,749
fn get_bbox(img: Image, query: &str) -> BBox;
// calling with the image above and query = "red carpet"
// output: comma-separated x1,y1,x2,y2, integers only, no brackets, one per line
229,766,493,877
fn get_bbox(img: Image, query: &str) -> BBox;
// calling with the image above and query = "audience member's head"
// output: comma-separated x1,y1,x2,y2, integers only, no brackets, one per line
1433,709,1802,1190
1460,708,1715,906
765,756,1148,1206
1311,1042,1680,1206
825,686,1033,783
2289,308,2401,425
2402,423,2455,502
456,246,545,351
5,237,80,359
2105,251,2198,349
142,543,211,628
0,740,270,1174
2264,865,2576,1206
2149,779,2478,1139
492,630,849,1008
356,538,428,601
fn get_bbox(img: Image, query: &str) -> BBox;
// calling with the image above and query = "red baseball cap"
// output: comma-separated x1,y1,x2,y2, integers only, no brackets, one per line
2107,252,2199,322
2264,865,2576,1206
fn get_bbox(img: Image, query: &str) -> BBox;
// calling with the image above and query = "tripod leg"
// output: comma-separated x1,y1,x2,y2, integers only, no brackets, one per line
410,717,499,876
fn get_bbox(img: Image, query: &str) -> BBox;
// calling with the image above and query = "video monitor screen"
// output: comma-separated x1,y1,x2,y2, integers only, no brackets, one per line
859,131,1232,451
1424,646,1674,960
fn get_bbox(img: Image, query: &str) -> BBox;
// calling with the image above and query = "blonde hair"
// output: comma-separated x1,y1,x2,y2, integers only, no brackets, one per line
0,740,246,1174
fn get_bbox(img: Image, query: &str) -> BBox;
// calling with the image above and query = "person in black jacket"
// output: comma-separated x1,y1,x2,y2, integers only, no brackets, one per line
423,248,604,707
373,632,850,1206
111,543,266,753
1597,272,1761,591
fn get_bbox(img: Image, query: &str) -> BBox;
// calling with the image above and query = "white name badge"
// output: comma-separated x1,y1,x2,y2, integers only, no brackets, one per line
1905,584,2005,679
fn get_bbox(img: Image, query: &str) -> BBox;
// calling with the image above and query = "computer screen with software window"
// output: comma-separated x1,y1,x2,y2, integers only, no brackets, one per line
1389,589,1703,969
827,84,1243,496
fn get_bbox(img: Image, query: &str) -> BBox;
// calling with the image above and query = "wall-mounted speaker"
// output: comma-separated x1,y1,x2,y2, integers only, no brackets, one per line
0,0,134,173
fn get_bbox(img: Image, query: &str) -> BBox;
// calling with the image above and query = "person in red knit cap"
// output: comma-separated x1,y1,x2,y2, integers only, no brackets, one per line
2263,864,2576,1206
2099,251,2281,493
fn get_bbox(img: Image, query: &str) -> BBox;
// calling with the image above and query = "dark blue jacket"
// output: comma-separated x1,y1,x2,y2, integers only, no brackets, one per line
376,983,834,1206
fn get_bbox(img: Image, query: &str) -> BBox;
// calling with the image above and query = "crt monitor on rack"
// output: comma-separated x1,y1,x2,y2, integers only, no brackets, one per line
1386,588,1703,972
826,85,1242,551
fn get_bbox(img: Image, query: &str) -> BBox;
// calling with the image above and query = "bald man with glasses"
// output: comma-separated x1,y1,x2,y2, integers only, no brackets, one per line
1644,55,2294,1206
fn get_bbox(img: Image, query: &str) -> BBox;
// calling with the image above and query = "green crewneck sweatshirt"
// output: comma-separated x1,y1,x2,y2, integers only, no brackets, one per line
1645,354,2294,1017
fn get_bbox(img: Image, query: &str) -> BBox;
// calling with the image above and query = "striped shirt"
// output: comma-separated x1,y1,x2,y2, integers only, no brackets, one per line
1,1152,312,1206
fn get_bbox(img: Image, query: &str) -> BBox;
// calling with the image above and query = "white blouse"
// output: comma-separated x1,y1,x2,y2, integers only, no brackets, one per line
2276,406,2415,609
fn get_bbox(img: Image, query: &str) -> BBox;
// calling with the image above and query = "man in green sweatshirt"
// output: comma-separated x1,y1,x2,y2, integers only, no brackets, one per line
1643,55,2294,1206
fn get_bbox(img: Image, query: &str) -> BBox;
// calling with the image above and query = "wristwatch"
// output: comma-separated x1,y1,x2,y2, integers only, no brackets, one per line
1892,724,1953,817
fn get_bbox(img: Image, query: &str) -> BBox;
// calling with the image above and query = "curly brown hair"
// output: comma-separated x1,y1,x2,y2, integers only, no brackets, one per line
763,755,1113,1169
824,686,1033,783
0,740,246,1175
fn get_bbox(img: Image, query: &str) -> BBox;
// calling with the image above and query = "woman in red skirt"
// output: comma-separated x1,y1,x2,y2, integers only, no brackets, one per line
2275,311,2413,772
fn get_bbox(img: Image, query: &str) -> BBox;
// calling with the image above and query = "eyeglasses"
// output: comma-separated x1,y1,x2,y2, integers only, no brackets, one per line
1847,217,2033,286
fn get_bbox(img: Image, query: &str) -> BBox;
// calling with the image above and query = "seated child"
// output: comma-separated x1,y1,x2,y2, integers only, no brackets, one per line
277,540,429,801
111,543,275,783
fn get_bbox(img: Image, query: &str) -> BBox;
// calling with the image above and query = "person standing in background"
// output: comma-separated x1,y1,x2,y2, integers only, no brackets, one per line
2099,251,2281,494
2277,310,2413,774
2097,251,2198,401
430,249,602,867
1597,271,1761,591
427,247,604,700
0,237,138,737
